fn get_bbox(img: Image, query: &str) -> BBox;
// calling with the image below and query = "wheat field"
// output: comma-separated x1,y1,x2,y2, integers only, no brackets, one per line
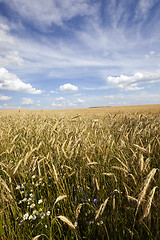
0,105,160,239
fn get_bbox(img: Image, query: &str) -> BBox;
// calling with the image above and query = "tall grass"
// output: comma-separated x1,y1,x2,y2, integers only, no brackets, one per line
0,111,159,239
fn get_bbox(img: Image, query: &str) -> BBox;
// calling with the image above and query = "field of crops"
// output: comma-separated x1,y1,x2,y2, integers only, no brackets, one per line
0,105,160,240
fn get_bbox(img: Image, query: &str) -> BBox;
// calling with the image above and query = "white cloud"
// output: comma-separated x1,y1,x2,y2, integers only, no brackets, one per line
0,51,24,67
5,0,97,27
150,51,155,55
0,23,14,44
0,94,12,100
106,72,160,90
0,68,42,94
77,98,85,103
60,83,78,92
52,99,77,108
52,102,63,107
103,92,160,106
21,98,34,105
56,97,65,101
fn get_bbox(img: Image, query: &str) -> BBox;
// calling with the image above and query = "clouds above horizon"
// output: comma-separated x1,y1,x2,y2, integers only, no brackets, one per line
0,94,12,100
107,72,160,91
60,83,78,92
0,0,160,109
0,68,42,94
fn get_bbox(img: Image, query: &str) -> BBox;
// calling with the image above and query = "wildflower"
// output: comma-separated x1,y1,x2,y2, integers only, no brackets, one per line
93,199,98,203
20,191,24,194
22,198,27,202
29,215,33,220
32,175,36,179
21,184,24,189
97,222,100,225
74,222,78,227
30,193,33,197
35,182,39,187
38,199,43,204
46,211,50,216
81,199,85,202
39,208,42,212
35,210,39,215
23,213,29,221
45,225,48,228
40,212,45,219
16,185,21,190
18,200,22,204
32,215,36,220
100,220,103,225
32,181,34,185
90,221,94,224
32,210,35,214
30,203,35,208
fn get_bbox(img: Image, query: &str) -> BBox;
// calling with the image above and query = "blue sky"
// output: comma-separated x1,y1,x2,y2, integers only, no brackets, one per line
0,0,160,109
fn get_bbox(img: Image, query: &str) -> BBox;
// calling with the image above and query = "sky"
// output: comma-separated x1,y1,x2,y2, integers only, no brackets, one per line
0,0,160,110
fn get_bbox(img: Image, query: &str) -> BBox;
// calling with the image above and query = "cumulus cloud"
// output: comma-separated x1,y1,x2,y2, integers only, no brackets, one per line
0,94,12,100
77,98,85,103
21,98,34,105
56,97,65,101
106,72,160,90
52,100,77,108
60,83,78,92
0,68,42,94
52,102,63,107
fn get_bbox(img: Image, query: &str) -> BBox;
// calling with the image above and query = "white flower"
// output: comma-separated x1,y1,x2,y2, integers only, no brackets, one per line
30,193,33,197
35,182,39,187
38,199,43,204
46,211,50,216
74,222,78,227
30,203,35,208
45,225,48,228
23,213,29,220
22,198,27,202
32,175,36,179
33,210,37,215
29,215,33,220
40,212,45,219
32,215,36,220
16,185,21,190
